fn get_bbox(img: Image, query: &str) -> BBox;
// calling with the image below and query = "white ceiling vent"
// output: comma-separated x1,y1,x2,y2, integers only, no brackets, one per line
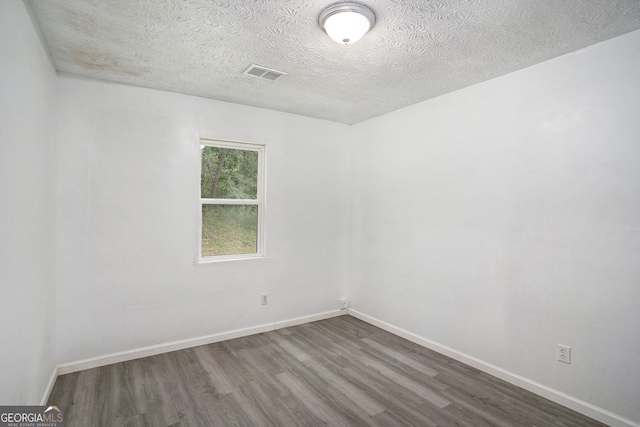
243,64,286,81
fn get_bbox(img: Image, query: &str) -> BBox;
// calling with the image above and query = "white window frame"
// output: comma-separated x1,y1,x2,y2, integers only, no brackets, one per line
198,137,266,263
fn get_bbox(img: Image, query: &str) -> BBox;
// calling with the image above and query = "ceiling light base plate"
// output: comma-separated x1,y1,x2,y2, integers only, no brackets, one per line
319,2,376,45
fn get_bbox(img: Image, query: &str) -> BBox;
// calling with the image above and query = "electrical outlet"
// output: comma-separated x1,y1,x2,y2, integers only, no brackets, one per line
261,294,268,305
339,298,348,310
558,344,571,364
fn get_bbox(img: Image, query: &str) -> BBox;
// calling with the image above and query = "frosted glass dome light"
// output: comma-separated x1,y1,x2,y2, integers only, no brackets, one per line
319,3,376,45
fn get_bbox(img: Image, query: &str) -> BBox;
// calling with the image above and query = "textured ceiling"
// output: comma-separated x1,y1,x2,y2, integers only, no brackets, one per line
28,0,640,124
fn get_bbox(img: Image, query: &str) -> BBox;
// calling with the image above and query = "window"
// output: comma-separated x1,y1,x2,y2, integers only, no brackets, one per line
199,138,265,261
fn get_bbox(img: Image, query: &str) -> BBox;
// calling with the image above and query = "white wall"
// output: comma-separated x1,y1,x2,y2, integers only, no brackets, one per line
0,1,58,404
55,75,351,363
350,30,640,424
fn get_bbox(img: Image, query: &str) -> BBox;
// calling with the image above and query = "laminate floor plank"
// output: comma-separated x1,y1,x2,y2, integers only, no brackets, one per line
320,332,452,410
201,342,261,392
475,372,603,427
232,344,296,396
276,371,354,427
360,337,441,378
441,381,541,426
340,363,446,414
137,354,183,427
357,353,452,408
289,323,355,358
372,409,438,427
234,380,290,427
310,319,374,352
292,363,382,424
158,350,221,426
283,333,434,411
359,328,468,375
237,339,289,382
275,393,326,426
438,400,501,427
48,316,606,426
300,357,385,416
192,345,237,395
358,342,450,393
68,368,103,427
438,369,564,427
46,371,78,412
98,362,140,425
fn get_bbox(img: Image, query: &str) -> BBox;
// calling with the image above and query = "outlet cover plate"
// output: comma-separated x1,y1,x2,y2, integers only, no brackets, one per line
558,344,571,364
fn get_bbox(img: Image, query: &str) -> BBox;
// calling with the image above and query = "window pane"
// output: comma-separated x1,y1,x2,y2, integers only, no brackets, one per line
201,146,258,199
201,205,258,256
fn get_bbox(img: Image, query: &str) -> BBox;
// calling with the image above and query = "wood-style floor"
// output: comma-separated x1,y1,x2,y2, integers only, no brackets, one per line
48,316,605,426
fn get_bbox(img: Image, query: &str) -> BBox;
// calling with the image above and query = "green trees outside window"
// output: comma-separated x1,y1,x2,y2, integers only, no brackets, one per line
200,141,265,259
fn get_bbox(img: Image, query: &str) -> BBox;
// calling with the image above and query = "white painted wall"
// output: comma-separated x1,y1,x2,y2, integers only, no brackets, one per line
350,30,640,424
0,1,58,404
55,75,351,363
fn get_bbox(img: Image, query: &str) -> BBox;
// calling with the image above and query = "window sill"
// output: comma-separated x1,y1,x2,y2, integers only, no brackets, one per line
196,253,266,264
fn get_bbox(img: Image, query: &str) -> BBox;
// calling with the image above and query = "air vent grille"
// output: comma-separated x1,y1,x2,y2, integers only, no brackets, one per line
243,64,286,81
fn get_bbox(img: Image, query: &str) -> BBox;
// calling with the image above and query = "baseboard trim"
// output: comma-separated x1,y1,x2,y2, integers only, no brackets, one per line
40,366,59,405
55,309,344,376
348,309,639,427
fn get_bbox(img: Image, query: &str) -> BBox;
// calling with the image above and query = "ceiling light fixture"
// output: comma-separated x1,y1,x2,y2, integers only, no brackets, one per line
319,2,376,45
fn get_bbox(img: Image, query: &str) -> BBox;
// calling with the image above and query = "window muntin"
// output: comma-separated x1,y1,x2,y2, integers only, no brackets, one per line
199,139,265,261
